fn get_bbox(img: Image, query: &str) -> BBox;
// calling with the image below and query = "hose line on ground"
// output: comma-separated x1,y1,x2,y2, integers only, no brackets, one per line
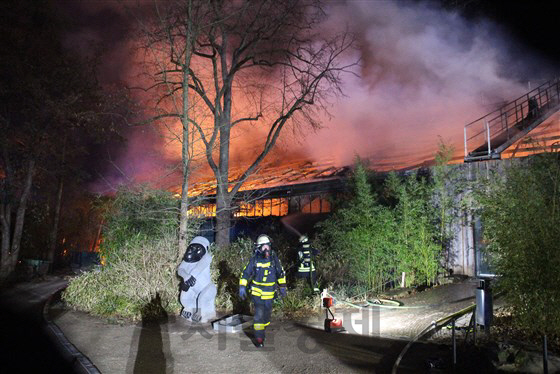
326,290,428,309
366,299,427,309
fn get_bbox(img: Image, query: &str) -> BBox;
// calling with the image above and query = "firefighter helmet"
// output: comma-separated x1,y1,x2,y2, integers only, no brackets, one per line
256,234,272,246
255,234,272,257
299,235,309,244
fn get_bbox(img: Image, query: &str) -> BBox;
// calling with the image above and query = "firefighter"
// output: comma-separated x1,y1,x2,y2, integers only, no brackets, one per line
296,235,320,293
239,234,287,347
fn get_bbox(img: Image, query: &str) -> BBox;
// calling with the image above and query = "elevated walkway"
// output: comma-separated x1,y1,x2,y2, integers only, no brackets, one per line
464,78,560,162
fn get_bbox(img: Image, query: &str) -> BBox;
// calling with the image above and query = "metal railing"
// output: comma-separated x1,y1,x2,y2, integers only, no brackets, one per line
391,304,476,373
464,78,560,161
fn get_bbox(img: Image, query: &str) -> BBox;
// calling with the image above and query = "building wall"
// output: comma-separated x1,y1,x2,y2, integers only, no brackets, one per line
445,158,519,276
188,157,529,278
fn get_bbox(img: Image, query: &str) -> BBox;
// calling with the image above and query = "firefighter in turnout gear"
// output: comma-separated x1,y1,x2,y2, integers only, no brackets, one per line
239,234,286,347
296,235,320,293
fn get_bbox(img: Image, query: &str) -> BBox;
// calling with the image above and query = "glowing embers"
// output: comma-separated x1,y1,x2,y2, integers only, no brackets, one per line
299,195,331,214
189,204,217,217
188,194,332,218
235,198,289,217
178,159,345,198
501,113,560,159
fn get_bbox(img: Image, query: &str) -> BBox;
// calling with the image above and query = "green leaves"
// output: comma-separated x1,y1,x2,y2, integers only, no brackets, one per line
316,158,392,290
63,187,201,321
63,231,184,320
477,153,560,336
316,158,443,292
387,171,441,287
99,186,181,266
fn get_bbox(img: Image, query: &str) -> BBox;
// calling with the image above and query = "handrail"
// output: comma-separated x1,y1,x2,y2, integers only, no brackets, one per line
391,304,475,374
464,78,560,160
465,78,559,129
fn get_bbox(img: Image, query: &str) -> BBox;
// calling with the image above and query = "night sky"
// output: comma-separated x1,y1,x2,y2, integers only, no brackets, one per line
444,0,560,64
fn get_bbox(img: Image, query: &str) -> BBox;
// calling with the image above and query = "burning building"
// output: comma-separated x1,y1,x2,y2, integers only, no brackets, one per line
180,159,348,219
176,78,560,279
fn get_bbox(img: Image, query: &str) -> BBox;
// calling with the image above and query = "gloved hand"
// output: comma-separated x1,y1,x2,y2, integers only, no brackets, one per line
239,286,247,300
278,287,287,298
186,275,196,287
180,282,190,292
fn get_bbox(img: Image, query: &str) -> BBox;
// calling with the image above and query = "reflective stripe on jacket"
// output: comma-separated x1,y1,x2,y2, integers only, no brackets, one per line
298,245,316,272
239,253,286,300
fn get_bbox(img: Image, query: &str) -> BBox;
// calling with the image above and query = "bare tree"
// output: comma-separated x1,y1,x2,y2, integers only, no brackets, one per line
134,0,212,254
0,148,34,281
140,0,356,248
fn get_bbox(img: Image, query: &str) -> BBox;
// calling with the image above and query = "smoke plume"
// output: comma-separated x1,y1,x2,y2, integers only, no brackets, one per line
60,0,558,191
299,1,555,168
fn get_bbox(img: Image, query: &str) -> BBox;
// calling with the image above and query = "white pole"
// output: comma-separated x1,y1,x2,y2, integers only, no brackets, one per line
486,121,491,156
464,126,468,158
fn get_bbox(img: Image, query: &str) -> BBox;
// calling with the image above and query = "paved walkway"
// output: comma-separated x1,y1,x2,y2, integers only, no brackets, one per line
0,277,75,373
51,306,413,373
2,277,496,373
50,279,496,373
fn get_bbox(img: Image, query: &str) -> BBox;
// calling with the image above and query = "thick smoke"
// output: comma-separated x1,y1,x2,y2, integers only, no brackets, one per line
299,1,554,168
59,0,181,193
62,0,557,192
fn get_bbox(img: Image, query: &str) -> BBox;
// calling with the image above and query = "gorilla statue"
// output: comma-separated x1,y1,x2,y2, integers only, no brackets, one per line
177,236,216,323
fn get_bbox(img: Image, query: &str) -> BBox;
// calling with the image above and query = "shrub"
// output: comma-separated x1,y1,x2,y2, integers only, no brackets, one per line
211,237,254,312
315,158,396,291
63,187,199,321
99,186,179,266
386,171,442,286
477,153,560,337
63,231,185,320
316,158,444,294
273,279,318,318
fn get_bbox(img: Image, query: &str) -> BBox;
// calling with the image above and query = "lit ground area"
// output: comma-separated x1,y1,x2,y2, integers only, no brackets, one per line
51,307,492,373
302,280,480,339
5,277,558,373
50,279,496,373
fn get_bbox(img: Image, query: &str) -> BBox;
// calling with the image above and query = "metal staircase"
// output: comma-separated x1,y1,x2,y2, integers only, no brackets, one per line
464,78,560,162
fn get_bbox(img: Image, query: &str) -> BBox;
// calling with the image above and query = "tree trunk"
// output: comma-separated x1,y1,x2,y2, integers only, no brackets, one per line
215,195,231,249
92,221,103,252
47,136,66,267
47,176,63,266
179,2,195,256
214,66,233,248
215,116,232,248
0,159,35,282
178,107,191,255
1,146,13,279
12,159,35,252
0,201,12,281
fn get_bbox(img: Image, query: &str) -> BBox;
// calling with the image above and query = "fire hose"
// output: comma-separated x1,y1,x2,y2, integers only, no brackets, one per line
326,290,428,309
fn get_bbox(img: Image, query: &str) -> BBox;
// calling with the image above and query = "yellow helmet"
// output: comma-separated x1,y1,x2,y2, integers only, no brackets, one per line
299,235,309,244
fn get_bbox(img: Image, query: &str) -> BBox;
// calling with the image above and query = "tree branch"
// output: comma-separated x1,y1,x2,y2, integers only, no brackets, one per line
231,113,262,127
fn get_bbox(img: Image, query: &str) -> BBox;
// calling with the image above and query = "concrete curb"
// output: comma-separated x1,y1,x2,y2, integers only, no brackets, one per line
42,284,101,374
